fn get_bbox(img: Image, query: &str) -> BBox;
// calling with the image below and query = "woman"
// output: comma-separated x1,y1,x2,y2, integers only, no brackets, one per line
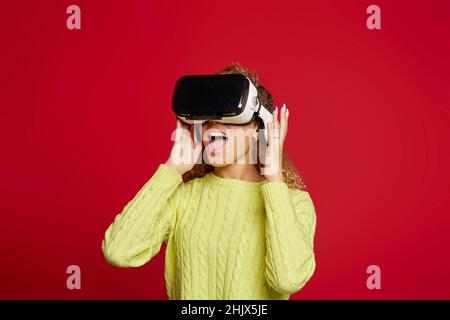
101,63,317,300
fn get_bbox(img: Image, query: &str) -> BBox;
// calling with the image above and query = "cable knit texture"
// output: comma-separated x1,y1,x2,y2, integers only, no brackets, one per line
102,164,317,300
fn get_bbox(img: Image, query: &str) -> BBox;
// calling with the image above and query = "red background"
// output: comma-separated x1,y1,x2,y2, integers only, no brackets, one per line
1,0,450,299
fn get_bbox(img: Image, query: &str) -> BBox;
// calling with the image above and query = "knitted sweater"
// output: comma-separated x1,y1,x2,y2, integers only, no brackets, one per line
102,164,317,300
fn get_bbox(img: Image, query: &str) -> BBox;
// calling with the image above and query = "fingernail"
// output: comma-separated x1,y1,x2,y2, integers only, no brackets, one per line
286,108,289,117
282,103,286,110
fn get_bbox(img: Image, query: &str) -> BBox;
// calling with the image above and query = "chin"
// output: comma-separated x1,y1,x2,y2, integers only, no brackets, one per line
205,154,229,167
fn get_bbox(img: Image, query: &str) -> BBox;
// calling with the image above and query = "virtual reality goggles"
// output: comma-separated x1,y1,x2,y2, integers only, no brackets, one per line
172,74,273,141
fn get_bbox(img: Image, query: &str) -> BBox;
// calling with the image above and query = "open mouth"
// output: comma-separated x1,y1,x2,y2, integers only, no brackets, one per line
206,130,228,153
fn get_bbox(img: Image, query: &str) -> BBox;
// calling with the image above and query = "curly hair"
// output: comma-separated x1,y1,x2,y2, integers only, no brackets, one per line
181,62,307,191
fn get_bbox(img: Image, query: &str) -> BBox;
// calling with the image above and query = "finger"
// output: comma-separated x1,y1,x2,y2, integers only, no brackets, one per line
176,120,192,146
285,106,289,133
266,118,273,153
176,117,182,129
272,106,279,130
266,121,279,162
272,106,282,144
284,106,289,144
175,118,184,141
283,104,289,144
269,118,280,154
263,120,272,168
280,103,287,141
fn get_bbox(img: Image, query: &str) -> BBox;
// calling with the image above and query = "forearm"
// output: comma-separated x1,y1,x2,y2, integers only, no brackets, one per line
102,164,182,267
262,181,316,294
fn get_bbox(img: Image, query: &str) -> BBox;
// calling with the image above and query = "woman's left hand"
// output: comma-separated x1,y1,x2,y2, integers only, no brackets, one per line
262,103,289,182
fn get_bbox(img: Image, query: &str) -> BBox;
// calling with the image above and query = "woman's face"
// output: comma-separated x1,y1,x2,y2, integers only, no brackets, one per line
202,120,259,167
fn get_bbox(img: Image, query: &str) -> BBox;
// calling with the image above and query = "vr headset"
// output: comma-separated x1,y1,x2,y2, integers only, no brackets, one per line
172,74,273,141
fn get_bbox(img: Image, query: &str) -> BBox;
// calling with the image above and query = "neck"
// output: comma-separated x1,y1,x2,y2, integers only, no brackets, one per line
213,164,265,182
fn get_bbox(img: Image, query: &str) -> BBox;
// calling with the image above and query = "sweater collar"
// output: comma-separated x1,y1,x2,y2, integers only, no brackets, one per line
204,171,267,189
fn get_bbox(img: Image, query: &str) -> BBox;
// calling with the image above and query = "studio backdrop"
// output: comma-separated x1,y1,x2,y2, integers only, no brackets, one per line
1,0,450,299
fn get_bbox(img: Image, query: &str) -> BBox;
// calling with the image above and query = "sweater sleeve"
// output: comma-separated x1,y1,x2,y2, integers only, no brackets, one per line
102,163,183,268
261,181,317,295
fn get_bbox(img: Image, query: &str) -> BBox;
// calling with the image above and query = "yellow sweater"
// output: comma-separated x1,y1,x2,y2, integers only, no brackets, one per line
102,164,317,300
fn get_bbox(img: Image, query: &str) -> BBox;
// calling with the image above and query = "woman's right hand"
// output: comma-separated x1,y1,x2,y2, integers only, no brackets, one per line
165,118,203,175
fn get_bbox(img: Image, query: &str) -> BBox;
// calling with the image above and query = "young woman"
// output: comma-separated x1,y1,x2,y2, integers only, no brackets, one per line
102,63,317,300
